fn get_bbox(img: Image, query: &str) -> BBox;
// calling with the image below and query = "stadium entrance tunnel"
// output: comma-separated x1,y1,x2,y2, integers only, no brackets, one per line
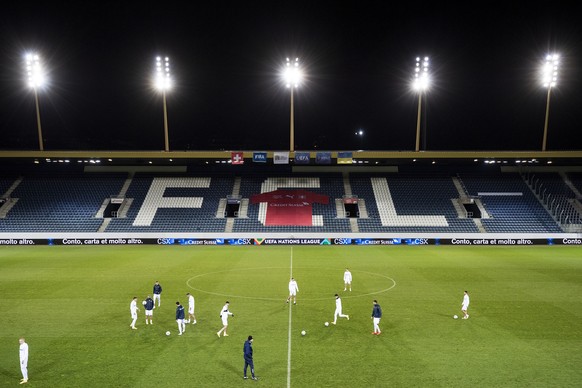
225,198,241,218
344,202,360,218
103,201,121,218
463,202,482,218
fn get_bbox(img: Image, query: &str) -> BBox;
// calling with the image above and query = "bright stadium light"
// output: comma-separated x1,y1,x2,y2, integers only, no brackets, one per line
413,56,430,91
355,129,364,149
541,54,559,151
25,53,45,151
284,57,302,152
413,56,429,152
155,56,172,151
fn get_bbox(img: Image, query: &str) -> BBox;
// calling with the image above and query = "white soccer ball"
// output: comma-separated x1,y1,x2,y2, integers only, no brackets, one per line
324,322,329,327
301,330,306,336
166,331,171,336
453,315,458,319
142,300,147,305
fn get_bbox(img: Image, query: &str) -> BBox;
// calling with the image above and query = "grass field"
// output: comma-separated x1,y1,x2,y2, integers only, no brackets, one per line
1,245,582,387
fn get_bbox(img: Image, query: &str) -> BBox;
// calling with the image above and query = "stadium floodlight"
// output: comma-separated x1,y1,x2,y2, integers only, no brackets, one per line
413,56,429,152
541,54,559,152
284,57,302,152
25,53,45,151
355,129,364,149
155,56,172,151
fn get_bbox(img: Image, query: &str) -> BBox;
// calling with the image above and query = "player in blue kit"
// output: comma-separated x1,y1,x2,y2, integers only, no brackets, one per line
153,281,162,308
144,295,154,325
175,302,186,335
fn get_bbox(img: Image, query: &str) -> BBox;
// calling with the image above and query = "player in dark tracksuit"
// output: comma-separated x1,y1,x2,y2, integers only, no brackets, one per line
243,336,257,380
144,295,154,325
153,281,162,307
371,300,382,335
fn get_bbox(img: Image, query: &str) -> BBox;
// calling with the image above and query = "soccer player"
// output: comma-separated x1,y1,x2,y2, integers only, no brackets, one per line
332,294,350,324
175,301,186,335
153,281,162,308
144,295,154,325
243,335,258,380
19,338,28,384
343,268,352,291
461,290,470,319
286,278,299,305
185,292,196,324
371,299,382,335
130,296,139,330
217,301,234,337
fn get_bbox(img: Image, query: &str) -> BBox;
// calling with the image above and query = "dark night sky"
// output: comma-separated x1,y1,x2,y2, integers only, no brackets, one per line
0,2,580,152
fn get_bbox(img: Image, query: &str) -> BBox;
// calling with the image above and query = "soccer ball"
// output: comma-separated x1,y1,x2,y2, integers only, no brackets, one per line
142,300,147,305
324,322,329,327
301,330,306,336
453,315,458,319
165,331,171,336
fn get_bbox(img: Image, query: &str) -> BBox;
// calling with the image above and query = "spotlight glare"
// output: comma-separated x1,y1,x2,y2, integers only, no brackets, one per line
284,57,302,88
25,52,45,88
413,56,429,91
155,56,172,91
542,53,559,88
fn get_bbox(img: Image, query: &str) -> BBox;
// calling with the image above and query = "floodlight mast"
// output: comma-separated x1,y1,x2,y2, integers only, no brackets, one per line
284,57,301,152
156,56,172,151
26,53,44,151
413,57,429,152
541,54,559,152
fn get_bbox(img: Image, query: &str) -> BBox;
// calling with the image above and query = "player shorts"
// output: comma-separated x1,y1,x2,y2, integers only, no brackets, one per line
462,304,469,311
289,290,297,296
188,307,194,314
221,316,229,325
145,310,153,316
373,317,381,325
131,312,138,319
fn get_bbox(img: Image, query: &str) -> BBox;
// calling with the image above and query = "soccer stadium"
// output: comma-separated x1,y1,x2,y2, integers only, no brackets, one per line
2,4,582,388
1,149,582,387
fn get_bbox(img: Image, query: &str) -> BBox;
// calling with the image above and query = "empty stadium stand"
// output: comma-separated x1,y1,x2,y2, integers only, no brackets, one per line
0,169,575,234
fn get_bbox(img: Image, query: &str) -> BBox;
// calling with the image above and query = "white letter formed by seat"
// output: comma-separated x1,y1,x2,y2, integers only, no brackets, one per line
371,177,448,227
133,177,210,226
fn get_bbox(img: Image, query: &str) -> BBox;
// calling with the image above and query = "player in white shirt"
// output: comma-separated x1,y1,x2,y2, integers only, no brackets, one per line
332,294,350,324
217,301,234,337
286,278,299,305
19,338,28,384
185,292,197,324
461,291,470,319
130,297,139,330
343,268,352,291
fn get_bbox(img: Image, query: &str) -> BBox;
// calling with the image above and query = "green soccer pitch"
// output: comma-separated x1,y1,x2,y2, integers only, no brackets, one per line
1,245,582,387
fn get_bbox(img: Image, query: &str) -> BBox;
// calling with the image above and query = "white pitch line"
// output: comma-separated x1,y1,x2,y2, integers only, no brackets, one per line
287,246,293,388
